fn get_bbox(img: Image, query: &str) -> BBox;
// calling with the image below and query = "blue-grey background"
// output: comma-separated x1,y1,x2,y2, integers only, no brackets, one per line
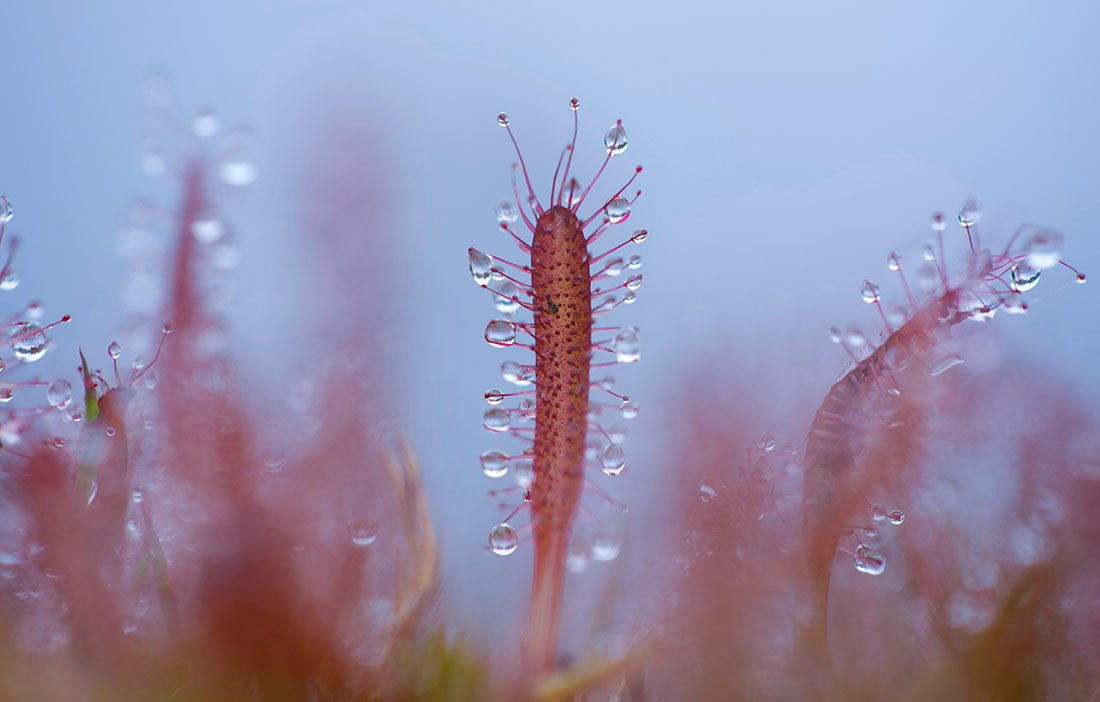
3,1,1097,645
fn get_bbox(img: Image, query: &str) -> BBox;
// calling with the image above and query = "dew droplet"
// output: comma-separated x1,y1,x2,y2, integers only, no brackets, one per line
488,523,518,555
757,432,776,454
628,254,642,269
631,229,648,244
845,328,867,348
1023,229,1064,270
922,245,936,261
11,324,48,362
348,517,379,547
139,138,167,176
887,252,902,271
105,426,117,438
485,321,517,348
497,113,510,128
479,450,509,478
613,329,641,363
501,361,534,387
493,280,520,315
591,529,621,562
854,550,887,575
569,97,580,111
46,379,72,409
1001,293,1028,315
1010,261,1041,292
496,202,518,224
887,509,905,525
193,107,220,137
0,196,13,224
191,212,225,244
871,505,887,522
699,482,719,503
219,130,257,186
0,270,19,291
604,197,631,224
0,388,13,403
600,442,626,476
928,353,965,376
484,388,505,405
621,402,639,419
625,274,643,291
957,199,981,228
566,538,589,573
603,121,628,155
108,341,122,360
861,280,881,304
468,247,495,286
483,408,511,433
931,212,946,233
512,460,533,488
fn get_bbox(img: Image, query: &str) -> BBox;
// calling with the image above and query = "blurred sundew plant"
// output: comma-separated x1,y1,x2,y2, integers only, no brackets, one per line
0,75,1095,702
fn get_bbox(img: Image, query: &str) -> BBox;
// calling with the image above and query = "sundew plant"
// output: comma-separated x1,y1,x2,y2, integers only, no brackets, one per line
2,3,1100,701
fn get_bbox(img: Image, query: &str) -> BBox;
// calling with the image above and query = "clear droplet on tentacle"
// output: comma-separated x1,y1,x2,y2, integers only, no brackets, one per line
496,201,518,224
0,270,18,291
628,254,642,269
193,107,220,137
1022,229,1064,270
591,528,621,562
1010,261,1041,292
600,443,626,476
887,252,902,271
871,505,888,522
854,550,887,575
348,517,379,547
604,197,631,224
887,509,906,525
613,328,641,363
861,280,881,304
957,199,981,228
47,380,72,409
219,129,257,187
0,196,12,224
566,538,590,573
12,324,49,362
497,113,510,128
931,212,946,233
603,121,628,155
485,321,517,348
501,361,534,387
480,450,509,478
488,523,518,555
493,281,520,315
482,408,511,433
468,248,494,287
484,388,505,405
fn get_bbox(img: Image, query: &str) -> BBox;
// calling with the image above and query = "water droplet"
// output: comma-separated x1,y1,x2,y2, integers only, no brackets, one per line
699,482,719,503
483,408,511,433
485,320,517,348
621,402,639,419
480,450,509,478
931,212,946,233
0,388,13,403
625,274,643,291
219,130,257,186
488,523,518,555
495,202,518,226
603,121,628,155
191,211,225,244
566,538,589,573
348,517,379,547
887,509,905,525
192,107,220,137
957,199,981,228
484,388,505,405
1009,261,1041,292
139,138,167,176
928,353,964,376
497,113,510,128
604,197,631,224
600,442,625,476
853,549,887,575
608,424,627,444
11,324,48,362
871,505,887,522
493,280,520,314
628,254,642,269
603,257,625,277
569,97,580,111
861,279,881,304
757,432,776,454
162,322,174,335
108,341,122,360
0,270,19,291
106,426,117,438
501,361,534,387
887,252,902,271
613,329,641,363
845,328,867,348
630,229,648,244
1023,229,1064,269
512,460,533,488
562,177,581,207
922,245,936,261
0,196,12,224
591,529,621,562
46,380,72,409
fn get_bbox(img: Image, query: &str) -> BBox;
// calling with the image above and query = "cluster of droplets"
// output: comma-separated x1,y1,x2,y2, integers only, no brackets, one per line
476,99,646,557
848,504,906,576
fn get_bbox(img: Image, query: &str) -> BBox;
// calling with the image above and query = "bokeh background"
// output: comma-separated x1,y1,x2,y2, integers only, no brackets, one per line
3,1,1097,645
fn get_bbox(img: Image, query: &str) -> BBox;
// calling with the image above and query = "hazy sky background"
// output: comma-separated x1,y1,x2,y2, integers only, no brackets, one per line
3,1,1097,642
